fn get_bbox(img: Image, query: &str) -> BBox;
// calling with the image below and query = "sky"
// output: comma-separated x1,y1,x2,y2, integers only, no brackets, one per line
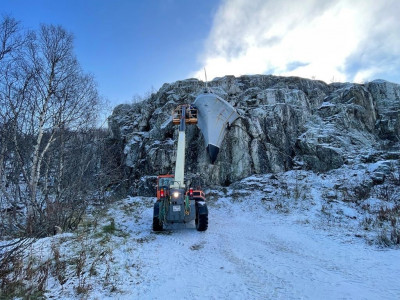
1,0,400,107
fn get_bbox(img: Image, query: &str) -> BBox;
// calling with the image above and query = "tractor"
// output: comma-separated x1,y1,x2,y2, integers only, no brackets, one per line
152,105,208,231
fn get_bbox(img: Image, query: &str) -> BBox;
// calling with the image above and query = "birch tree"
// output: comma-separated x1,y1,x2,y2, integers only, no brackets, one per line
0,16,29,223
22,24,99,234
1,18,101,237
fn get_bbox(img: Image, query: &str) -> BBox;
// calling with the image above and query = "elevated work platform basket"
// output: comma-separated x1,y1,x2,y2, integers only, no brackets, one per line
172,105,198,125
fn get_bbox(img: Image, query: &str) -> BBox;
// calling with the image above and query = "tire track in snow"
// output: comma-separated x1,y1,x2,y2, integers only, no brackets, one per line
134,227,221,299
212,216,299,299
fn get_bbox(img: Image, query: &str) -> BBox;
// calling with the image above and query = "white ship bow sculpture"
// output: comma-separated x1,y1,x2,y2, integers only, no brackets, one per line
193,92,239,164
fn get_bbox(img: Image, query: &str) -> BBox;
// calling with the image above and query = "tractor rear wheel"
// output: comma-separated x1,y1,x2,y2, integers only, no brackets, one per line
195,211,208,231
153,217,163,231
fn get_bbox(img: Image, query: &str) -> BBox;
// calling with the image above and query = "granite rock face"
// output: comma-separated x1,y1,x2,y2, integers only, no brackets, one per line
108,75,400,194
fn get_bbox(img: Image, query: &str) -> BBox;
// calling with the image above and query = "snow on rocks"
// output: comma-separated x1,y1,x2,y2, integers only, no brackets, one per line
108,75,400,195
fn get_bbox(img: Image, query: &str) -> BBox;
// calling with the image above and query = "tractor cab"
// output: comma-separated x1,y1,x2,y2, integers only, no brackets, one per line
156,175,174,200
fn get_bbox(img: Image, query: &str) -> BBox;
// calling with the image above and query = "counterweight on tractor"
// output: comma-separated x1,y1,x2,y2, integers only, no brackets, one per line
153,105,208,231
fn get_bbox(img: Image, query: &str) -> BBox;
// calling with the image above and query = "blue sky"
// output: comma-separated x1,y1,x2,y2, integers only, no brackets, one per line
2,0,400,107
1,0,220,105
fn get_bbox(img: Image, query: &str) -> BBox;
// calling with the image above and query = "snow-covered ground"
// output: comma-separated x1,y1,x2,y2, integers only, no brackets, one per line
118,198,400,300
15,170,397,300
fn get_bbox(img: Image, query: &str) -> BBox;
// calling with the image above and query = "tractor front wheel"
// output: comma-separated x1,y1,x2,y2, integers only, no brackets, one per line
195,210,208,231
153,217,163,231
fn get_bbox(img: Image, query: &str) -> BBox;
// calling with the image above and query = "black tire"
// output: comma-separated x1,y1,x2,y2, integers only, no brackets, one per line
196,211,208,231
153,217,163,231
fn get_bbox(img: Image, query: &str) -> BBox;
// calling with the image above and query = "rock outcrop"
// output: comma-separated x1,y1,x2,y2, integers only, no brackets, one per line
108,75,400,195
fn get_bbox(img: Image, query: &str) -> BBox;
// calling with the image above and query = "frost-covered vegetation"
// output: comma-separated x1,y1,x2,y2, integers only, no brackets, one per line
1,176,399,299
0,16,122,297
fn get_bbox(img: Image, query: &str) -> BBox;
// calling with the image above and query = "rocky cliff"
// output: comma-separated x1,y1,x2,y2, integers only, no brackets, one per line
108,75,400,195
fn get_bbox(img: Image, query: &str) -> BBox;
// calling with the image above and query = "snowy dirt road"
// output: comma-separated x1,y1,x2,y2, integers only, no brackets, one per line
96,197,400,300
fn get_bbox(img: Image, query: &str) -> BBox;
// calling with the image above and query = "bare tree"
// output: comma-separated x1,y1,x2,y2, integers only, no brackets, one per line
0,17,122,296
0,19,101,237
22,25,99,235
0,15,26,61
0,16,28,226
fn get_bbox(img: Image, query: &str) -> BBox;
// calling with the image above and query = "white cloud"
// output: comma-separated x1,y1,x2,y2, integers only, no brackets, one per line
193,0,400,84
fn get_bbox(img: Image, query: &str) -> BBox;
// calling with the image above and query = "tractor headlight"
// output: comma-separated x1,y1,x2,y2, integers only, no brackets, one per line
173,191,180,198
